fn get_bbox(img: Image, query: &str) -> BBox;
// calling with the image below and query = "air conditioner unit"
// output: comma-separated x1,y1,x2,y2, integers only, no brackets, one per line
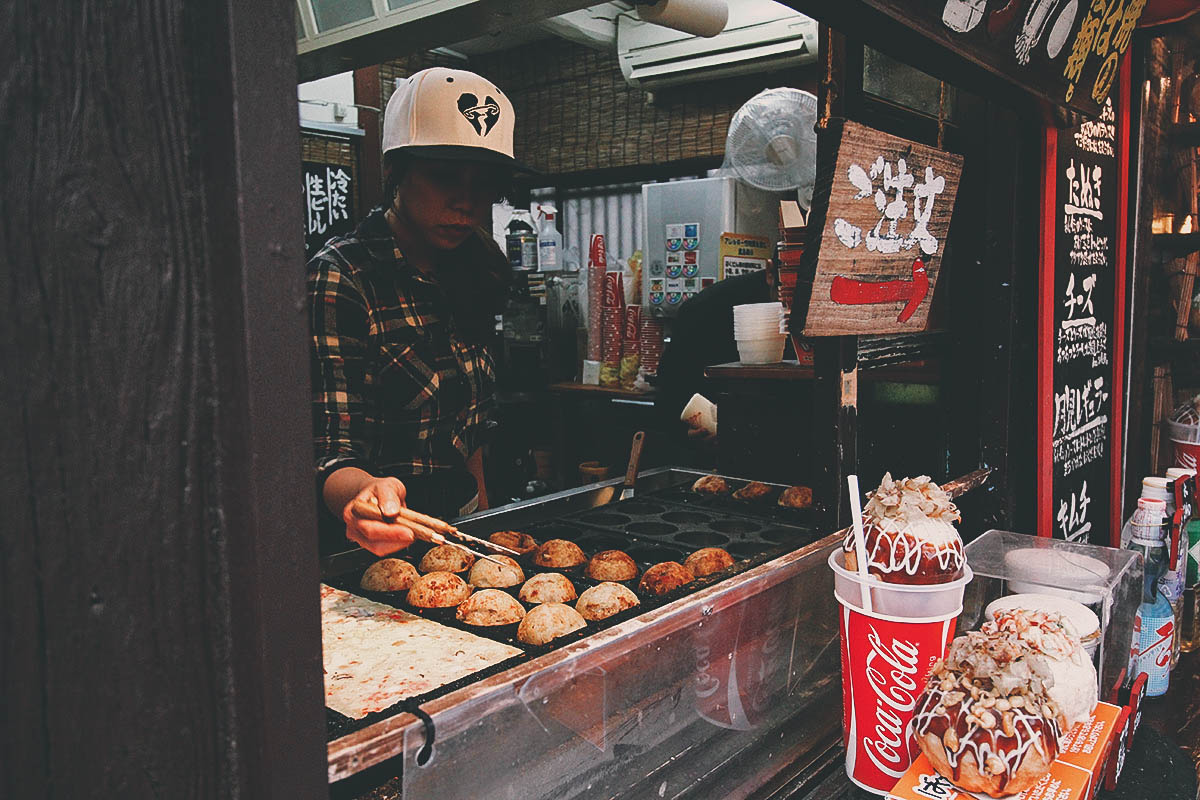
617,1,818,90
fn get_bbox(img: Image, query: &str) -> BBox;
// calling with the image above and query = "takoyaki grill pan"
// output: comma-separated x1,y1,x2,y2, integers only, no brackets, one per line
321,471,824,743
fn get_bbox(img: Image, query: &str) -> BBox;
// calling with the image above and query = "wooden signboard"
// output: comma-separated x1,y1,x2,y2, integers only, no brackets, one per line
1038,58,1130,545
801,120,963,336
303,160,355,260
787,0,1148,119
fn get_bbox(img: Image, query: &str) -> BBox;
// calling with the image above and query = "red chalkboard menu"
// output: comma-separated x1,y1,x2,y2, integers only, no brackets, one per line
1038,57,1130,545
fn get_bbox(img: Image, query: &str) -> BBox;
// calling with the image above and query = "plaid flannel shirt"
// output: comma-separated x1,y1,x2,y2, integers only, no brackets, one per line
308,208,497,494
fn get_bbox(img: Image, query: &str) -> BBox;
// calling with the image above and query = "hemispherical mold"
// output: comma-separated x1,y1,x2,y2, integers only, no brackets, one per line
709,519,760,535
674,531,731,548
661,510,710,525
615,501,666,515
626,544,687,565
727,542,764,560
761,528,800,544
578,512,632,528
626,521,678,537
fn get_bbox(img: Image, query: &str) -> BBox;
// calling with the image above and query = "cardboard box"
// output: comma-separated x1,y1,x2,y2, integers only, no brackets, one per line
886,702,1122,800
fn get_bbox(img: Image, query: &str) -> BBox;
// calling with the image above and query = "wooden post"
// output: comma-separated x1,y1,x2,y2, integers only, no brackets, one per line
808,26,858,528
1151,365,1175,474
1,1,327,797
355,65,384,210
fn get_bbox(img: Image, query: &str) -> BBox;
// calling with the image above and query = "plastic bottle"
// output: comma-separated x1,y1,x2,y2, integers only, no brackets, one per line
1167,468,1198,652
1121,476,1172,547
1150,476,1185,668
535,204,562,273
1128,497,1173,696
1187,517,1200,654
1121,476,1184,668
505,210,537,271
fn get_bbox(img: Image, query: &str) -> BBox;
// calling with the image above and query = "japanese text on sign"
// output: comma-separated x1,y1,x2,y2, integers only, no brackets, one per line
1053,377,1110,475
1057,480,1094,542
803,121,962,336
833,157,947,255
305,166,351,237
1063,0,1145,103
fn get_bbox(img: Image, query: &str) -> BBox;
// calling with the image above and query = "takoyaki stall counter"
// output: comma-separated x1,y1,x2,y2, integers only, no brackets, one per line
324,467,842,799
323,468,989,800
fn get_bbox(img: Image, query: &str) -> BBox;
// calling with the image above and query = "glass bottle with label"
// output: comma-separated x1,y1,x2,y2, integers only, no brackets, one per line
1129,498,1173,696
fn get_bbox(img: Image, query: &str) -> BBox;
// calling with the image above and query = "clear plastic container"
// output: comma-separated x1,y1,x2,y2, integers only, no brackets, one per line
961,530,1141,700
391,538,843,800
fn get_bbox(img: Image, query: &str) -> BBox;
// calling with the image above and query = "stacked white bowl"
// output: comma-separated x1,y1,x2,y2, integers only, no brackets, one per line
733,302,788,364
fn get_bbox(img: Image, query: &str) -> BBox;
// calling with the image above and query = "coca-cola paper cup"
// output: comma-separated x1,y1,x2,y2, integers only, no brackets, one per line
602,271,624,309
830,549,968,795
830,549,972,619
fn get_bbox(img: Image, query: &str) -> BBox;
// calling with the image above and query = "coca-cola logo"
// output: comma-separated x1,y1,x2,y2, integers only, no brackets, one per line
590,235,607,268
747,628,788,712
694,644,721,699
861,625,921,777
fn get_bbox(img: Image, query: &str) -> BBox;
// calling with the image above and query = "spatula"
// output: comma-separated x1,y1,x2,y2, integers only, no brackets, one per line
620,431,646,501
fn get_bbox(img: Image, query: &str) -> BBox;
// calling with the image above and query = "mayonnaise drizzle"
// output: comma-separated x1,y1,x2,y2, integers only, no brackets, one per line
913,678,1061,791
842,473,965,579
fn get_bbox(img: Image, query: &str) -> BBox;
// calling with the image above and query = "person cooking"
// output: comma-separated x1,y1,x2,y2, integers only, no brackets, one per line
308,67,525,556
654,257,779,461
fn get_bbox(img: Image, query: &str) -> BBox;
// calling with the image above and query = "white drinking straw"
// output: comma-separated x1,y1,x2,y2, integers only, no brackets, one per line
847,474,873,613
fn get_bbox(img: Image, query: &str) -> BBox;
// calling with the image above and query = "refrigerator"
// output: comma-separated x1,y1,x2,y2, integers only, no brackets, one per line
642,176,780,318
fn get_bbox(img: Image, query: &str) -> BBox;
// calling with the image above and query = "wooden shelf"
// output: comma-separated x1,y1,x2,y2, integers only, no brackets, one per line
704,360,939,384
704,360,814,381
1153,232,1200,253
546,381,655,399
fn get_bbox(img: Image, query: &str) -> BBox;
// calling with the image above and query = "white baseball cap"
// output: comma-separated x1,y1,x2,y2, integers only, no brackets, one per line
382,67,530,171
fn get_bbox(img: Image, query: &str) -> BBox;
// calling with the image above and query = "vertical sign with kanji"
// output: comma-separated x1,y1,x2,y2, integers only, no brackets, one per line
801,121,963,336
303,160,355,260
1043,91,1125,545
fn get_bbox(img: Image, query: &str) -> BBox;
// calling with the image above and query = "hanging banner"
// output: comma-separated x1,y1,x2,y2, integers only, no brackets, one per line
787,0,1148,118
801,120,963,336
303,160,355,260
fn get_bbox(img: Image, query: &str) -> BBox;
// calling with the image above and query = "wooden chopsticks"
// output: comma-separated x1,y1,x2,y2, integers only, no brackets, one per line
349,499,517,564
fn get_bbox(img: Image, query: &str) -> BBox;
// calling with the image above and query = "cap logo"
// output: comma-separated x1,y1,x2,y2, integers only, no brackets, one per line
457,93,500,136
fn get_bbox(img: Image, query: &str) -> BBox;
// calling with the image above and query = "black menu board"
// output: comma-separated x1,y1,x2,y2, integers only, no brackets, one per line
1050,97,1118,544
786,0,1146,119
303,160,355,260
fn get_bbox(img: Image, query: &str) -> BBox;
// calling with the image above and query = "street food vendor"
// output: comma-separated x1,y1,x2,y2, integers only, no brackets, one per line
308,68,521,555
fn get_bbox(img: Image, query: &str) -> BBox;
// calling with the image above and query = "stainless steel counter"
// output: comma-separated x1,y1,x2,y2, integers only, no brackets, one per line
325,468,844,799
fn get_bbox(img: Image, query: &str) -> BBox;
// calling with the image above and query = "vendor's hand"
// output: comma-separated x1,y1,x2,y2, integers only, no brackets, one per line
342,477,416,556
687,426,718,446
